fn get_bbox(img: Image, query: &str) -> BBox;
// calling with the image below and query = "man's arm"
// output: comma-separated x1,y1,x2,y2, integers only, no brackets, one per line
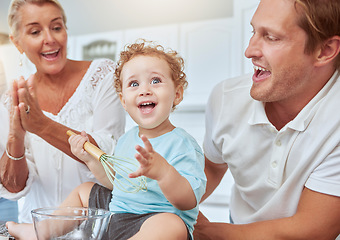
201,156,229,203
195,187,340,240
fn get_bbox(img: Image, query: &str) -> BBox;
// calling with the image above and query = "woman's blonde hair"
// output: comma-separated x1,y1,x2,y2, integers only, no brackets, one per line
8,0,67,40
295,0,340,69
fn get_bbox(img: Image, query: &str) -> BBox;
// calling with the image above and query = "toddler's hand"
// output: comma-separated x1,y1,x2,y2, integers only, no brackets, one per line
68,131,93,163
129,135,170,181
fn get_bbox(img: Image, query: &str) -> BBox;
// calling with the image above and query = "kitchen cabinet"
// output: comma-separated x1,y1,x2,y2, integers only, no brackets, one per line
71,31,124,62
179,18,238,107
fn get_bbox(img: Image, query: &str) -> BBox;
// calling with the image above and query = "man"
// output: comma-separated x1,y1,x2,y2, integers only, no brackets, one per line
194,0,340,239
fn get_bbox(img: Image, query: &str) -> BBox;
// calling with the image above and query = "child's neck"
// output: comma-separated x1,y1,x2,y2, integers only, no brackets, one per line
138,123,175,139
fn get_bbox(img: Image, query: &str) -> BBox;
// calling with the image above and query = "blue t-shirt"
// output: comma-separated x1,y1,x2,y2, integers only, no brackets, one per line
109,126,207,235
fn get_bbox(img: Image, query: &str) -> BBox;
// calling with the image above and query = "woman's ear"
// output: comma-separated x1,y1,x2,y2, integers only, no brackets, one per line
314,36,340,67
10,35,24,54
173,85,184,106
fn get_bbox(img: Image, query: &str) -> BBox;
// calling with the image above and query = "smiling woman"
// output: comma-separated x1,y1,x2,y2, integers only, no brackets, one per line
0,0,125,227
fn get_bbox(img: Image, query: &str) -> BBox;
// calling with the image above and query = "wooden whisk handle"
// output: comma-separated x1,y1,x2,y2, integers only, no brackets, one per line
66,130,105,161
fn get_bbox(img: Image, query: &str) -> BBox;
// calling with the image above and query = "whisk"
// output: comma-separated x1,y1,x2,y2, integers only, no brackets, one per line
67,130,147,193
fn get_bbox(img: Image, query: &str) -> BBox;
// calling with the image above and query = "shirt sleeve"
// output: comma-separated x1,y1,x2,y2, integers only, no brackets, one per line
203,81,225,164
0,160,37,200
305,144,340,197
178,150,207,204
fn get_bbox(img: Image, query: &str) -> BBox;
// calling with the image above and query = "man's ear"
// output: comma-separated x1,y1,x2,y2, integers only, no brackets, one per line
173,85,184,106
119,92,127,111
10,35,24,54
314,36,340,67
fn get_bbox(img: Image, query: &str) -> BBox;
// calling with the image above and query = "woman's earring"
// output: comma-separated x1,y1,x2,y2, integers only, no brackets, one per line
19,57,23,67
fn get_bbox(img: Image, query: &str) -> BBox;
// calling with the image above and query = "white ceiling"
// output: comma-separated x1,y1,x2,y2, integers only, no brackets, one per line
0,0,233,36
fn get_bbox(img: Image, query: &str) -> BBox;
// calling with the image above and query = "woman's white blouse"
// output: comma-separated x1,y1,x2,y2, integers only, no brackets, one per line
0,59,125,223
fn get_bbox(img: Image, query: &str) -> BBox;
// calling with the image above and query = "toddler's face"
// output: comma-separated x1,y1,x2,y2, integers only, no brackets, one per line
119,55,183,136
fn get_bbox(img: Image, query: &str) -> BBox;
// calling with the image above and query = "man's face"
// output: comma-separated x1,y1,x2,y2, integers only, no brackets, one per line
245,0,317,106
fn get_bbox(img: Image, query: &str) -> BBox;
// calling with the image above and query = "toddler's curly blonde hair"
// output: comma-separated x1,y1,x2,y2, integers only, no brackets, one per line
114,39,188,96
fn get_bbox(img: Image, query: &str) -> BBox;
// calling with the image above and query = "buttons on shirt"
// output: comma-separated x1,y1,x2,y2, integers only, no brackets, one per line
271,161,278,168
269,137,283,185
275,140,282,146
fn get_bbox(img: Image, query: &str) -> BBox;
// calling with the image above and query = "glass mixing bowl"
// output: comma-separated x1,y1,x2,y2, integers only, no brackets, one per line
31,207,111,240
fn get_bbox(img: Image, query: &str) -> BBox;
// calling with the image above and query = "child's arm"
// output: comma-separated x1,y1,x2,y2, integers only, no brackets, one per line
130,135,197,210
68,131,113,190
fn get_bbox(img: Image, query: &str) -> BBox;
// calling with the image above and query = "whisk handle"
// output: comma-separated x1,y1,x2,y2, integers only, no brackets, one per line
66,130,105,161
